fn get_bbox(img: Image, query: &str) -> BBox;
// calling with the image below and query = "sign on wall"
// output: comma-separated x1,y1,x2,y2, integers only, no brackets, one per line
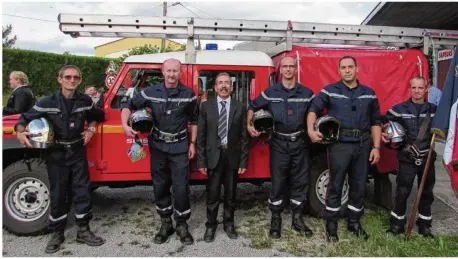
438,49,456,61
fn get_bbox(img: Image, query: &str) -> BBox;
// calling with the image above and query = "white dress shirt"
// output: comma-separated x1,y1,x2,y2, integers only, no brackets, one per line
217,95,231,145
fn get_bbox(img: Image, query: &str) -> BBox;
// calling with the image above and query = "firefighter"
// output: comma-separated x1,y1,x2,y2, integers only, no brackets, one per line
15,65,106,254
307,56,382,242
247,56,315,239
383,76,436,238
121,58,198,245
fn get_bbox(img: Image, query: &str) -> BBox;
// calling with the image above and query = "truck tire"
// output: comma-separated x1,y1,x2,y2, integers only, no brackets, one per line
308,153,349,218
3,158,51,236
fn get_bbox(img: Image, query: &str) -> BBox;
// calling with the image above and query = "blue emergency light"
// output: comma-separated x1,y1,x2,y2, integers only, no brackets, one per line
205,43,218,50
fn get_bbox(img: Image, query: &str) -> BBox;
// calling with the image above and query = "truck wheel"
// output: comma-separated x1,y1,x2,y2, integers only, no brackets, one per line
3,159,51,236
308,153,349,218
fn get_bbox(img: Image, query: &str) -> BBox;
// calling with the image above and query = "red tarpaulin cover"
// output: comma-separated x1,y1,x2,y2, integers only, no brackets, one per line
273,45,430,173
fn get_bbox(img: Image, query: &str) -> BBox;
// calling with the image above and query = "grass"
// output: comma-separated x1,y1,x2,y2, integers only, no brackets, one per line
237,189,458,257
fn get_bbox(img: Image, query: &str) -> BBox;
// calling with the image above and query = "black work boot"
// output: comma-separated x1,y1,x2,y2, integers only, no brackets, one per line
326,221,339,243
269,212,282,239
76,225,105,246
291,212,313,237
386,224,405,236
176,222,194,245
154,217,175,244
45,230,65,254
418,225,435,238
347,220,369,240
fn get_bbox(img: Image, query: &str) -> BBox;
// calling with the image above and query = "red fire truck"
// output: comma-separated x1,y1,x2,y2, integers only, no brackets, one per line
3,14,457,236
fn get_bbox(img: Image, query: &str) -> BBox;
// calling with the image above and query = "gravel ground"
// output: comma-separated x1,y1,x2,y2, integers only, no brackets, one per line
3,142,457,257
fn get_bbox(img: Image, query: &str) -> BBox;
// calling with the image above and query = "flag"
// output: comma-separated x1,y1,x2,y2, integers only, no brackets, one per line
431,47,458,197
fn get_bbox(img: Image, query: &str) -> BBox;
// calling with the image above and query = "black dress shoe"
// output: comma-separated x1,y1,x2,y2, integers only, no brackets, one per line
347,221,369,240
204,228,216,243
386,224,404,236
418,226,435,238
176,223,194,245
326,221,339,243
76,225,105,246
224,225,238,239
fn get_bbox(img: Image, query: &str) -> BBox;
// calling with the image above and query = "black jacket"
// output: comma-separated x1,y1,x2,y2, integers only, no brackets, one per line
3,85,35,116
15,90,105,141
385,99,437,161
197,97,249,170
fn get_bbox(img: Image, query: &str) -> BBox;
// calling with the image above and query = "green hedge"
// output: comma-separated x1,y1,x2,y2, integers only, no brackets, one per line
2,48,115,97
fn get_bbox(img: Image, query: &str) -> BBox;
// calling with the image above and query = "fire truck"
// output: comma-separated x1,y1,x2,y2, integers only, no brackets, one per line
3,13,458,236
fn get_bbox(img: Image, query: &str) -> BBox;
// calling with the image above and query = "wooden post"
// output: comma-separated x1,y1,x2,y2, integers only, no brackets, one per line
405,133,436,240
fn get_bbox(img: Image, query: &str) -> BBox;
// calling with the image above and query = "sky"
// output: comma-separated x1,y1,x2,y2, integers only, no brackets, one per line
2,1,379,56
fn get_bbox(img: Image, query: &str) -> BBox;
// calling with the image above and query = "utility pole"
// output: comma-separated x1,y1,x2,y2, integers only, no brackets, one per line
161,0,167,52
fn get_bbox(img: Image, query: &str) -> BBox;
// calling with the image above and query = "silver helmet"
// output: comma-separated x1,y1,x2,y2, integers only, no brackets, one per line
314,115,340,144
383,121,406,150
25,118,54,148
129,108,154,133
251,109,274,134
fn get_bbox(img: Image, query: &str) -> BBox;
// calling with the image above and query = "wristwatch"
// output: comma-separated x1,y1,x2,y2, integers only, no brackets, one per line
373,146,380,150
88,126,96,133
190,140,196,145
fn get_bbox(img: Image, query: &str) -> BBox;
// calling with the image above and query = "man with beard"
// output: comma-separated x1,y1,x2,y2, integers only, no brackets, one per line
247,56,314,239
307,56,382,242
383,76,436,238
121,58,198,245
197,72,249,242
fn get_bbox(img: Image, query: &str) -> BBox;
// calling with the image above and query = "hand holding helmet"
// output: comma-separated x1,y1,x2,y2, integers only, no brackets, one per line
124,108,154,137
313,115,340,144
382,121,406,150
250,109,274,137
18,118,54,149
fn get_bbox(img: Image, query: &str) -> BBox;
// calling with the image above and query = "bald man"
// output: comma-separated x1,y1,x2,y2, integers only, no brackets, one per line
121,58,198,245
247,56,314,239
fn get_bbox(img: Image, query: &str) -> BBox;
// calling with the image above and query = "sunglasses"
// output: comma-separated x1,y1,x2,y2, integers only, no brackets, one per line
63,75,81,81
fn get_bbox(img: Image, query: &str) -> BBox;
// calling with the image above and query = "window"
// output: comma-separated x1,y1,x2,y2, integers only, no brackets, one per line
198,70,255,108
111,68,164,109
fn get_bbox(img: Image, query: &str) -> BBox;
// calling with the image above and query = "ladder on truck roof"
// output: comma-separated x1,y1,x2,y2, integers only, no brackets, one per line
57,13,458,63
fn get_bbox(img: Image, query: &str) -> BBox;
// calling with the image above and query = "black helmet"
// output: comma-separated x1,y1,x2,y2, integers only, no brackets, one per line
26,117,54,148
383,121,406,150
314,115,340,144
129,108,154,133
251,109,274,134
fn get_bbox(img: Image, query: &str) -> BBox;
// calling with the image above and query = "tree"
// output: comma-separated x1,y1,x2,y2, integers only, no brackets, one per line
3,24,17,48
115,43,185,67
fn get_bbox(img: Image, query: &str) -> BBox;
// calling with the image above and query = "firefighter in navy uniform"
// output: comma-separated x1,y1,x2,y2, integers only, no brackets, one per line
247,56,315,239
15,65,105,254
383,76,436,238
121,58,198,245
307,56,382,242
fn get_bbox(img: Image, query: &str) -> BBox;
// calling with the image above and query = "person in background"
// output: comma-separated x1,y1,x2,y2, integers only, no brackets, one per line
3,71,35,116
428,81,442,106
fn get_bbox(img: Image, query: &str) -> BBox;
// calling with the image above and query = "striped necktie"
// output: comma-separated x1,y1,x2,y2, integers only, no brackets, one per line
218,101,227,139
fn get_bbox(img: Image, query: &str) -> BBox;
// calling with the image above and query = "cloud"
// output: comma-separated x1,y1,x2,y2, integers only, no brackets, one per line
2,1,377,56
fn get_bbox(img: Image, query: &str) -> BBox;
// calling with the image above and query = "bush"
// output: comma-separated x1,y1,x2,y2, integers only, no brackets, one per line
2,48,114,97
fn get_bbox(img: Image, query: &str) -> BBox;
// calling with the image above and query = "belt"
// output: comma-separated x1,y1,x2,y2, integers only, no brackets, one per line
152,127,187,143
340,129,368,138
54,138,83,148
273,130,304,142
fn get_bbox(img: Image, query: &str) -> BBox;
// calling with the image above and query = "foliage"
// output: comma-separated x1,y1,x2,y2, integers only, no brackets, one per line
2,24,17,48
2,48,114,96
114,44,185,67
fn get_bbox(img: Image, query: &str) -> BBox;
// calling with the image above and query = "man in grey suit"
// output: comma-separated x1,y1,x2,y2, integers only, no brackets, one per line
197,72,250,242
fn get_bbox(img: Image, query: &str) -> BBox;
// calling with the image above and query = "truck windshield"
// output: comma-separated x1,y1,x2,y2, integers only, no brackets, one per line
111,68,164,109
198,70,255,109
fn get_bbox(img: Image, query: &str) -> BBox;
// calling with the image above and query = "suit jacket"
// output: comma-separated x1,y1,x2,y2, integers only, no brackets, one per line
197,97,249,170
3,85,35,116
